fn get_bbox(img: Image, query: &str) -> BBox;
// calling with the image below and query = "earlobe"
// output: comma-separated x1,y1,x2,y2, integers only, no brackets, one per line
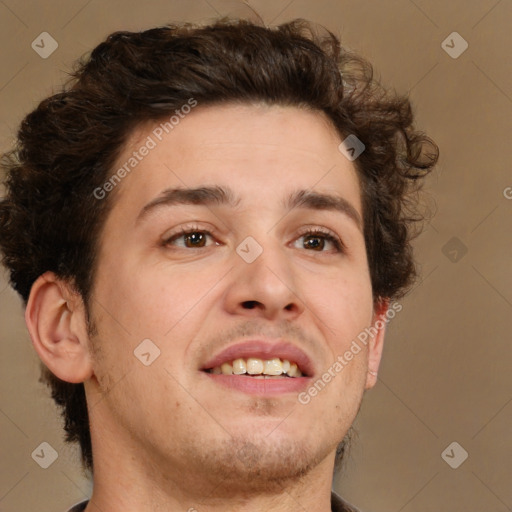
365,298,390,390
25,271,93,383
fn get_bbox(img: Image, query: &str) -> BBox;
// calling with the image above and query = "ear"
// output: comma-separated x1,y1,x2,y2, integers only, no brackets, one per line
25,271,93,383
365,297,390,390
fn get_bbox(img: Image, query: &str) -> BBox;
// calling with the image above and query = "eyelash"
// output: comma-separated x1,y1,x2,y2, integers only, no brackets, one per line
163,224,345,253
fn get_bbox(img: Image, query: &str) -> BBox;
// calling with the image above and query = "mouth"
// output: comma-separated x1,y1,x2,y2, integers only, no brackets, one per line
204,357,305,377
200,340,314,395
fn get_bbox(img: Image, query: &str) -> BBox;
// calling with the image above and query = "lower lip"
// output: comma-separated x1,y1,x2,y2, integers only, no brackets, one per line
202,372,311,395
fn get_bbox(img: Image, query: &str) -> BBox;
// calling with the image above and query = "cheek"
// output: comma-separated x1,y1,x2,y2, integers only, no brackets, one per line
93,255,202,338
311,271,373,339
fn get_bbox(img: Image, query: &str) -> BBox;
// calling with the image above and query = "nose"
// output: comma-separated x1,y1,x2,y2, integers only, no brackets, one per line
222,237,305,322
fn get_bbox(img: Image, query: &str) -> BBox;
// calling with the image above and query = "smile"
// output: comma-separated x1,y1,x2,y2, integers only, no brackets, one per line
204,357,303,377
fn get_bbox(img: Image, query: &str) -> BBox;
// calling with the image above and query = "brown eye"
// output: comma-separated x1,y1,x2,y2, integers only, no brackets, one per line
294,228,344,253
164,229,216,249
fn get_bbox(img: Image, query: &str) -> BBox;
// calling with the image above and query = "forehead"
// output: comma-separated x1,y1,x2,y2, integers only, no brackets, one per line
106,103,362,224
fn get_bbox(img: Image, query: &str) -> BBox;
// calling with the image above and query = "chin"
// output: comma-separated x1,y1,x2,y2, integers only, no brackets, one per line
190,434,328,493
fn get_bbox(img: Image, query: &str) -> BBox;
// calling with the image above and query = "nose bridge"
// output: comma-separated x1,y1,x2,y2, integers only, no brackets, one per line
239,222,291,285
232,202,283,270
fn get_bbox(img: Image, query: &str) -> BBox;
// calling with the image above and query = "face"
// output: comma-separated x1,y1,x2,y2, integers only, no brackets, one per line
84,103,385,494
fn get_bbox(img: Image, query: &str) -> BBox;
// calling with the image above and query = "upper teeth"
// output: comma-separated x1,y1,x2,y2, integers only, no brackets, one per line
209,358,303,377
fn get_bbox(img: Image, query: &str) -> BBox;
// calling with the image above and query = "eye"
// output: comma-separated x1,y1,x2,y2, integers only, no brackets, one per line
293,227,345,253
163,226,217,249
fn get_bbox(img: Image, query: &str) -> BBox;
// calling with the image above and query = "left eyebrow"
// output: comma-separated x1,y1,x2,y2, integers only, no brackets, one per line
285,188,363,232
136,185,363,231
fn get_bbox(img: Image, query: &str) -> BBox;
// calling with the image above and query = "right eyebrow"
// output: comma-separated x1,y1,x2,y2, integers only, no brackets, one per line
136,185,240,224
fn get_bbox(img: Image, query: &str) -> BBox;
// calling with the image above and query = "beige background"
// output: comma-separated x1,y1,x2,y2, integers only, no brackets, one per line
1,1,511,511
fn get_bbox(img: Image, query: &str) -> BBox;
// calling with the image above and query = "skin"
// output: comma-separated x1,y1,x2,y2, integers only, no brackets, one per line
25,103,388,512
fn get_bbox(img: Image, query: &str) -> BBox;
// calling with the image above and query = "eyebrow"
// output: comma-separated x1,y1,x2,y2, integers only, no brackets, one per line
136,185,363,231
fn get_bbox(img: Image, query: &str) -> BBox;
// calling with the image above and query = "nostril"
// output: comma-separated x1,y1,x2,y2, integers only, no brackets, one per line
242,300,259,309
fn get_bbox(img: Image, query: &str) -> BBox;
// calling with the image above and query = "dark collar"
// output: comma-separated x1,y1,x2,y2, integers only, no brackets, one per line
331,490,362,512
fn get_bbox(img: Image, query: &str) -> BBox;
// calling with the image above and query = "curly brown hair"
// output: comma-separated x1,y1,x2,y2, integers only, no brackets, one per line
0,17,438,475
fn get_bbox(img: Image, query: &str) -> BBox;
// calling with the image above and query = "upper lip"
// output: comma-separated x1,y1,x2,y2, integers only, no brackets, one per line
200,339,315,377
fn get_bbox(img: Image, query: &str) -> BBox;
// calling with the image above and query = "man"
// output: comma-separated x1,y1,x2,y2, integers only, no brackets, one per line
0,17,438,512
